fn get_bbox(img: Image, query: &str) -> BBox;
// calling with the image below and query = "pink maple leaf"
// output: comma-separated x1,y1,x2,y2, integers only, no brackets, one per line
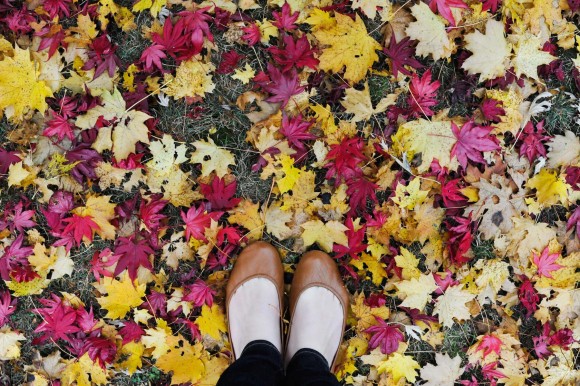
279,114,316,152
433,270,459,295
90,248,120,281
0,234,33,280
43,113,75,142
269,34,319,73
0,148,20,174
518,120,548,162
256,64,305,108
566,206,580,238
82,336,117,369
217,50,244,74
480,98,505,122
0,290,16,327
242,23,261,45
152,18,190,61
181,205,223,241
272,3,299,31
178,7,214,56
333,216,367,260
364,317,405,354
81,35,121,79
139,197,167,232
429,0,469,26
346,176,378,215
532,246,563,278
451,120,500,168
113,235,155,281
0,201,36,233
324,137,367,181
477,334,502,358
140,44,166,72
518,276,540,317
407,69,440,117
200,176,240,211
33,295,80,343
62,214,100,245
42,0,72,19
119,321,145,344
184,280,216,307
383,35,423,77
36,24,67,59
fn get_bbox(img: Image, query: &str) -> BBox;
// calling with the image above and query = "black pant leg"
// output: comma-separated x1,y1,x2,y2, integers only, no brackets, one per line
217,340,285,386
284,348,341,386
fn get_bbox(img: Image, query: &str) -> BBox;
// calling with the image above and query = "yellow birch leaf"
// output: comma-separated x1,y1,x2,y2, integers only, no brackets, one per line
164,59,215,99
376,352,421,383
311,12,381,83
190,137,236,177
406,2,453,61
196,304,227,340
0,45,52,120
0,326,25,360
526,169,569,206
462,19,511,82
300,219,349,252
61,353,108,386
228,200,264,241
394,273,438,311
96,273,146,319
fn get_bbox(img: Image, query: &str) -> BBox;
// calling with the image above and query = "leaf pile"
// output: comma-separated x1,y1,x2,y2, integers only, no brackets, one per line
0,0,579,385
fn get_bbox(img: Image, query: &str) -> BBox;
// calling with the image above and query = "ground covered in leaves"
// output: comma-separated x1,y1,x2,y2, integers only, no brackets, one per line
0,0,579,385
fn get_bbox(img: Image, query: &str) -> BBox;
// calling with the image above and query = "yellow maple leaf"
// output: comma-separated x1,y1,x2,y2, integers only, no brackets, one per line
28,244,73,280
394,247,421,280
6,277,49,297
305,8,335,31
433,285,476,328
311,12,381,83
61,353,108,386
547,130,580,168
132,0,167,17
510,32,557,81
164,58,215,99
190,137,236,177
341,82,398,123
228,200,264,241
392,118,459,173
142,319,172,360
350,292,390,332
96,273,146,319
394,273,438,311
526,169,569,206
350,252,387,286
117,342,144,374
462,19,511,82
300,219,349,252
377,352,421,383
156,336,205,385
277,154,301,193
406,2,453,61
392,178,429,210
8,161,31,188
231,63,256,84
75,88,151,160
0,326,25,360
264,203,293,240
196,304,227,340
0,44,53,120
72,195,117,240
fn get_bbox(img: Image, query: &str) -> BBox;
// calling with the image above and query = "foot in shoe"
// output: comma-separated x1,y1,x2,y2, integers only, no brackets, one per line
285,286,344,367
228,278,282,358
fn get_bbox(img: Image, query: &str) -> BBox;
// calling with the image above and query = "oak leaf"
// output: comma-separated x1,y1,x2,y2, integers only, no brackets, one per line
300,219,349,253
311,12,381,83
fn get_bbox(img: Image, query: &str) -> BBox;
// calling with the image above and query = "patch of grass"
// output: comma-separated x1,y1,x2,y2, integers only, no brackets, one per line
113,15,153,67
407,338,436,366
441,321,477,360
538,92,579,136
471,237,496,261
368,75,397,105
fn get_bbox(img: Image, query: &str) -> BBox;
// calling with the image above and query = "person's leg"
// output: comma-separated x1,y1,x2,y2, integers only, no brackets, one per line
284,347,340,386
217,339,284,386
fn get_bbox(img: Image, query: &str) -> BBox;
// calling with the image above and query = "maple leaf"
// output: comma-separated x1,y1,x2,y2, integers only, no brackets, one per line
199,176,241,210
152,18,190,61
181,205,223,241
364,318,404,354
518,276,540,316
97,272,146,319
532,246,563,278
407,69,440,118
419,353,465,386
341,82,397,123
0,148,20,174
311,12,381,83
269,34,319,73
0,201,35,233
242,23,261,45
480,98,505,122
140,44,166,72
36,23,67,59
0,290,16,327
164,58,216,100
42,0,72,19
325,137,366,181
82,336,117,369
119,321,145,345
190,137,235,177
477,334,502,358
155,335,205,384
566,206,580,237
301,219,349,253
113,235,155,281
178,8,214,57
61,214,100,246
272,3,299,30
384,35,424,77
81,35,121,79
0,44,53,120
346,176,379,215
450,120,500,168
377,352,421,383
433,285,476,328
139,197,167,233
462,19,510,82
0,326,25,360
255,64,304,107
183,280,216,307
519,120,548,162
394,274,438,311
406,2,453,61
217,50,244,74
44,113,75,142
33,295,80,343
132,0,166,17
429,0,469,26
333,217,367,260
279,113,316,152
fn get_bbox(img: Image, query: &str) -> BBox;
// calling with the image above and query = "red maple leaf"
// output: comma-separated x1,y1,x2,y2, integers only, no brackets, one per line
566,205,580,238
181,205,223,241
81,35,121,79
364,317,405,354
429,0,469,26
279,114,316,152
43,113,75,142
480,98,505,122
242,23,261,45
82,336,117,368
383,35,423,77
451,120,500,168
518,276,540,317
272,3,299,31
183,279,216,307
407,69,440,118
481,0,501,12
178,8,214,56
518,120,548,162
0,148,20,174
145,290,167,317
333,216,367,260
217,50,244,74
90,248,120,281
256,64,305,107
42,0,72,19
199,176,241,211
152,19,190,61
62,214,100,245
36,23,67,58
139,197,167,232
346,176,378,215
441,178,468,208
33,295,80,343
269,34,319,72
532,246,563,278
140,44,166,72
76,306,98,333
477,334,502,358
324,137,367,181
119,321,145,344
113,235,155,281
0,290,16,327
